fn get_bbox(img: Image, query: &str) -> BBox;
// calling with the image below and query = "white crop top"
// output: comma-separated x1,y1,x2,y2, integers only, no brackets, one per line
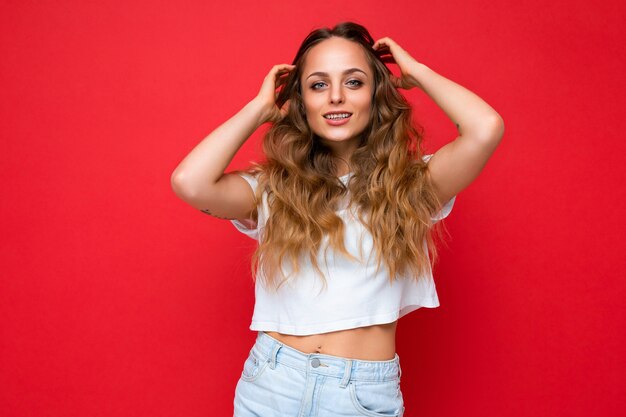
229,154,456,335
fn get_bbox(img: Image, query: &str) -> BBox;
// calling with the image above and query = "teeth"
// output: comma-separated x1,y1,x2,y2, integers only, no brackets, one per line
324,113,351,120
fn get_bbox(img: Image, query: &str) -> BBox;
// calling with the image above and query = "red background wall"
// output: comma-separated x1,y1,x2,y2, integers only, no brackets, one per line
1,1,624,416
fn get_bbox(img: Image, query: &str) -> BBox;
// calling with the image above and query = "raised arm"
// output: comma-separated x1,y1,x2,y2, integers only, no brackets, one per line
410,62,504,205
170,64,295,221
373,37,504,206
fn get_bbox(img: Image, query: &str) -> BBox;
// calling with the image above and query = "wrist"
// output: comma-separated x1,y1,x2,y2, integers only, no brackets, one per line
246,97,271,127
406,62,430,90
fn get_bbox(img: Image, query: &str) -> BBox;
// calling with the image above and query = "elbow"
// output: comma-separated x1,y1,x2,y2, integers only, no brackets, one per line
170,169,221,199
492,114,505,140
171,170,192,197
476,114,505,144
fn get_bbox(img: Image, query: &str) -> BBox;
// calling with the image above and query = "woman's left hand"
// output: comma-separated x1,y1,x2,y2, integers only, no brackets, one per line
373,37,423,90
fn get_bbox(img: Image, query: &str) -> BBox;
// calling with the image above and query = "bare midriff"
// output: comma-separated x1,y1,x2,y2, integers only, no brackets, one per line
264,320,398,361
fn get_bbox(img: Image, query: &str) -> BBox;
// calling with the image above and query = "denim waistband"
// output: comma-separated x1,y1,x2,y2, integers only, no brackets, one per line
252,331,402,383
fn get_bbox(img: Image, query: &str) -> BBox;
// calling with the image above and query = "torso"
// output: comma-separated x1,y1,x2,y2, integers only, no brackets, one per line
262,165,397,361
265,320,398,361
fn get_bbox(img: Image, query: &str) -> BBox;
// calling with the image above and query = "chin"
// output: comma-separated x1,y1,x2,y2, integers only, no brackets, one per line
319,133,352,143
317,126,353,138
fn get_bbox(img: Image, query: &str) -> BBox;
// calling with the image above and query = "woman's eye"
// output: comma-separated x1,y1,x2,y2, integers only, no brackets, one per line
311,80,363,90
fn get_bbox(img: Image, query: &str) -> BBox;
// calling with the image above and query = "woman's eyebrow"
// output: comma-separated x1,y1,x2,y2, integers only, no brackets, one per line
306,68,368,80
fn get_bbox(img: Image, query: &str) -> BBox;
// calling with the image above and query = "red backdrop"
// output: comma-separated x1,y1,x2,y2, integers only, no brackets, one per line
1,1,624,416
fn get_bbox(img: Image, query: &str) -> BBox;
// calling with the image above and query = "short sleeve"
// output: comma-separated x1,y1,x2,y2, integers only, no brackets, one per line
229,172,260,240
422,154,457,224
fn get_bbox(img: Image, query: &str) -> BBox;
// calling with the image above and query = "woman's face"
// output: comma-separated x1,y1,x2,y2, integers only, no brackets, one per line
300,37,373,154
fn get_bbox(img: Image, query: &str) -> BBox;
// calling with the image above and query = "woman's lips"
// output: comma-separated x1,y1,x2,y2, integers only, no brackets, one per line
324,115,352,126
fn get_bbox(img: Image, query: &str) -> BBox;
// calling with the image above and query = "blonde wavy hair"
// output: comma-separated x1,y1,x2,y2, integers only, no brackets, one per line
238,22,450,293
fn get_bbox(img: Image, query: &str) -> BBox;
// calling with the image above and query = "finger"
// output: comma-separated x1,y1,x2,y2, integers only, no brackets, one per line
373,41,386,50
379,37,394,45
373,37,386,46
270,64,296,75
374,45,390,54
381,56,397,64
373,37,393,48
280,99,291,113
274,65,296,79
374,47,393,60
275,63,295,68
375,47,392,57
270,68,295,86
376,51,396,64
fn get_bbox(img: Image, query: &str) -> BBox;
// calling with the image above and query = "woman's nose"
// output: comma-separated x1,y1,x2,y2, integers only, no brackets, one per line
329,85,344,104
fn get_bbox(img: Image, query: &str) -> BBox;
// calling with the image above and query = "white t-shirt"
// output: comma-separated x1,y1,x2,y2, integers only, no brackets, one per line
230,154,456,335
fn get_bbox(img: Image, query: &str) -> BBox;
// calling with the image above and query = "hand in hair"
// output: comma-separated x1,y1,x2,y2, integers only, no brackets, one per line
373,37,423,91
255,64,295,124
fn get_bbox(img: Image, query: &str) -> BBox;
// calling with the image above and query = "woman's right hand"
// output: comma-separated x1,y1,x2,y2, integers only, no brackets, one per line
254,64,296,124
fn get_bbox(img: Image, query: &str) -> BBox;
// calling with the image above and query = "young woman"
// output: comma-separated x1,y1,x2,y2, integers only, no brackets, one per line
171,22,503,417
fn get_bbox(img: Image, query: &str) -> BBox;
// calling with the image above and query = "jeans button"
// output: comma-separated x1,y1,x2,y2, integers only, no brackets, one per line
311,358,320,368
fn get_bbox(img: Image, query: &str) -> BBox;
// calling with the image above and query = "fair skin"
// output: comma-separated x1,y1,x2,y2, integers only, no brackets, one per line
300,37,373,176
171,35,503,361
262,38,401,360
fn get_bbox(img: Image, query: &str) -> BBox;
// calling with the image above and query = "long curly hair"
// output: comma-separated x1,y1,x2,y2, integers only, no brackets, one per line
239,22,450,293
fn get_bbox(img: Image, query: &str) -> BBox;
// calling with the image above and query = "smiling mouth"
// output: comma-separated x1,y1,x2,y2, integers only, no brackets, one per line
323,113,352,120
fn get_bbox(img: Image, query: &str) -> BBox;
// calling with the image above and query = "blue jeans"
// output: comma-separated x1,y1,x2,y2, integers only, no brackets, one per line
233,330,405,417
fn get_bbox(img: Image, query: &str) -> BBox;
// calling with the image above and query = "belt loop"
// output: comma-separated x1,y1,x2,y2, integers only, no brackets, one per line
339,359,353,388
269,341,282,370
397,354,402,380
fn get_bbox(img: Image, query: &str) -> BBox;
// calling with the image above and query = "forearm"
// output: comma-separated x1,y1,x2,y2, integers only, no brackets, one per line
410,62,503,140
171,98,267,196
